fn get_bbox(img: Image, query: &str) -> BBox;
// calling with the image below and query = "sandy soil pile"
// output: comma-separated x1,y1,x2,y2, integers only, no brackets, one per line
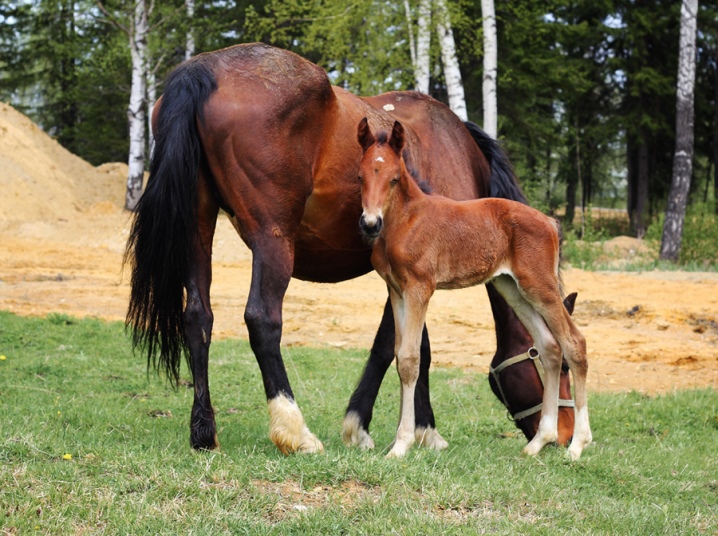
1,103,716,394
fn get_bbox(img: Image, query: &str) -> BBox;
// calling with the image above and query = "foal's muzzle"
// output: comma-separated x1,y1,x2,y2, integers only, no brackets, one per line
359,213,383,239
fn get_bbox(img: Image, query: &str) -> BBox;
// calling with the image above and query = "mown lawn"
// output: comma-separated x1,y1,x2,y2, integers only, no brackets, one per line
1,311,716,535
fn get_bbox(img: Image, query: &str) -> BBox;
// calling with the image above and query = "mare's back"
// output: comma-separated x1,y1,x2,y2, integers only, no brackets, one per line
366,91,489,200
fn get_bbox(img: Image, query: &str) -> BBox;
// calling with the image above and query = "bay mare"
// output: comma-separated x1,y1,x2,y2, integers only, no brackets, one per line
125,42,574,454
356,118,591,460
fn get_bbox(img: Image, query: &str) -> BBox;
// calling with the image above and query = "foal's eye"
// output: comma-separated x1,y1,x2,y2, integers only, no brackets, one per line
390,178,398,186
357,176,363,184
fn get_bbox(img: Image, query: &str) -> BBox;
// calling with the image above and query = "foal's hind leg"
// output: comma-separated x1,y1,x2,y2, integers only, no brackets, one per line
492,276,563,456
185,172,220,450
514,280,592,460
342,299,447,450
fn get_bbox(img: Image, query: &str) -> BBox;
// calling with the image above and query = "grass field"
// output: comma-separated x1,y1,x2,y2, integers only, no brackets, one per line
1,311,717,534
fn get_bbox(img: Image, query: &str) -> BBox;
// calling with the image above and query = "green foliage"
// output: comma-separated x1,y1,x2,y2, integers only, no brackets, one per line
245,0,414,95
1,311,717,533
646,203,718,267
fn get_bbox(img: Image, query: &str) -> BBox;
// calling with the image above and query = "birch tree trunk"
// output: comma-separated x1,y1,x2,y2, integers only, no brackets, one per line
185,0,195,60
415,0,432,94
403,0,417,71
146,66,157,159
481,0,497,138
659,0,699,260
435,0,467,120
125,0,149,211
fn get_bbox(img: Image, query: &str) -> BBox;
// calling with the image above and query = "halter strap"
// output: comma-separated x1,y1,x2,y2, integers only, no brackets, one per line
489,347,575,422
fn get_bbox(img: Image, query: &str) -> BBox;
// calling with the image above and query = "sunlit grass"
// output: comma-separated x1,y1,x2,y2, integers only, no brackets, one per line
1,311,716,534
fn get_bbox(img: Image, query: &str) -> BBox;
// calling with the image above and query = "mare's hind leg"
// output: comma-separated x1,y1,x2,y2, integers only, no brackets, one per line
342,300,447,450
492,275,563,456
185,172,220,450
243,235,323,455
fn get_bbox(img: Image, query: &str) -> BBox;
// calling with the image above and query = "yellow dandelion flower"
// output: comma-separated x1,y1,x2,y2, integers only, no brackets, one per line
62,453,72,460
0,355,6,361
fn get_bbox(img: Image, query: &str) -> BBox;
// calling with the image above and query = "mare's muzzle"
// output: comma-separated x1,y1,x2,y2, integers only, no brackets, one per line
359,213,383,239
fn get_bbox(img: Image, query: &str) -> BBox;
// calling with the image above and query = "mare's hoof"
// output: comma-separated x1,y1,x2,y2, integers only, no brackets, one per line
268,394,324,455
415,426,449,450
190,432,220,451
342,412,375,449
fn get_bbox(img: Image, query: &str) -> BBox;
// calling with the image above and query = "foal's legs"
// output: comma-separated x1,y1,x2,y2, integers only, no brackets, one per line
387,285,431,458
185,172,220,450
534,302,592,460
342,299,447,450
492,276,563,456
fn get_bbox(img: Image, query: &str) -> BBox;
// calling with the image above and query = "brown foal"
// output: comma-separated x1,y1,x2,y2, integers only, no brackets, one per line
356,118,592,460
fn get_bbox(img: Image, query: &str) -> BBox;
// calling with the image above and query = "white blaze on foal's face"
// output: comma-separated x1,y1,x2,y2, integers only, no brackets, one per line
359,144,400,223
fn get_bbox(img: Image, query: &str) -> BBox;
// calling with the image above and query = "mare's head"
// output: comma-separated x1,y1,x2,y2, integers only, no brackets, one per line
356,117,407,240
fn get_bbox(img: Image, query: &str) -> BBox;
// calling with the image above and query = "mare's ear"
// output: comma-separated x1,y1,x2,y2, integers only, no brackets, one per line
389,121,405,154
563,292,578,315
357,117,375,152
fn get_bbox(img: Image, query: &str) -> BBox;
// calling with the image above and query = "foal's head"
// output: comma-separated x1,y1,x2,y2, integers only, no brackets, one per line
356,117,407,239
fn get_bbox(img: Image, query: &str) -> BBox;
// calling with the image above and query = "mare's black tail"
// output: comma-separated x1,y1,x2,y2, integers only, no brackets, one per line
124,58,217,384
463,121,527,204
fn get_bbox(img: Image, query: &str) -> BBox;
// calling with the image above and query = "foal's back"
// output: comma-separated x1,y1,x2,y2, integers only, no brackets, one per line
389,195,560,291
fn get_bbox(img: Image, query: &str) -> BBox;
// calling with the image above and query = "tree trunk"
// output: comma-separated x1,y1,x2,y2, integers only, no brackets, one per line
713,49,718,214
146,65,157,159
404,0,417,71
660,0,699,260
481,0,497,138
125,0,149,211
435,0,467,121
185,0,195,61
415,0,431,94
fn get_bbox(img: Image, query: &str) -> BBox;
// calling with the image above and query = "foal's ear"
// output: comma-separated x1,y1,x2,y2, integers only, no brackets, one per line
389,121,405,154
357,117,375,152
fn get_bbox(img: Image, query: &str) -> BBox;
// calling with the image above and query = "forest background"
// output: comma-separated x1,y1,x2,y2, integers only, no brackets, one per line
0,0,717,265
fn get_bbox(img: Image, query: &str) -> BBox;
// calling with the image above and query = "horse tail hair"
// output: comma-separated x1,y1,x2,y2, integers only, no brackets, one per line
124,58,218,384
463,121,527,205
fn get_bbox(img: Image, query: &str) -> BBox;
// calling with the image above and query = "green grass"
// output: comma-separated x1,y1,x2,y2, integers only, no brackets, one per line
561,204,718,271
1,311,717,534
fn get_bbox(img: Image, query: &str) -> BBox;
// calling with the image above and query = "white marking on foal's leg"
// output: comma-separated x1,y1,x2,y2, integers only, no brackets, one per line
415,426,449,450
267,394,324,455
341,411,375,449
567,405,592,461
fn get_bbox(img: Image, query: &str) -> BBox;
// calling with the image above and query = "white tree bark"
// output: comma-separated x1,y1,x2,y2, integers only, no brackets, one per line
415,0,432,94
126,0,149,211
146,66,157,159
185,0,195,61
481,0,497,138
436,0,467,121
404,0,417,71
660,0,699,260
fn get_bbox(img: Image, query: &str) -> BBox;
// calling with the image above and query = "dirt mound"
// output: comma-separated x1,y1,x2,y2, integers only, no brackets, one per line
0,102,716,395
0,104,127,223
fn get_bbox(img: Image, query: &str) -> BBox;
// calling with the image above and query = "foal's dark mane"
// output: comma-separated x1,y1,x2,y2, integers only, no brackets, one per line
374,130,432,194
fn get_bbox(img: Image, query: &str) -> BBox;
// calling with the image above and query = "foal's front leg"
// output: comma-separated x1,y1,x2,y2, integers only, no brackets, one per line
387,286,430,458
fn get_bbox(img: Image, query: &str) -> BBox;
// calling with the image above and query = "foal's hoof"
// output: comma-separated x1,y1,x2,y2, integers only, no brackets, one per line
342,412,375,449
415,426,449,450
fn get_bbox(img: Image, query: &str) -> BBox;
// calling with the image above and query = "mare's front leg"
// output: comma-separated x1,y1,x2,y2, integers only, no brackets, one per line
244,237,323,455
185,174,219,450
342,299,447,450
387,286,430,458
